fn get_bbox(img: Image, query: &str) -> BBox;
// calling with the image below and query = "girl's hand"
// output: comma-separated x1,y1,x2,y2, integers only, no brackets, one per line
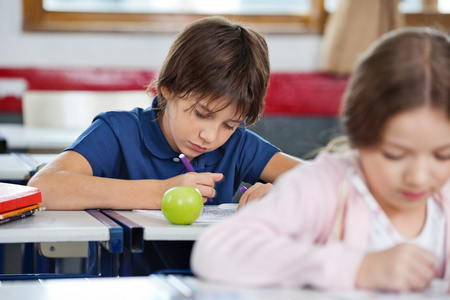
237,182,273,210
355,244,437,293
166,172,224,203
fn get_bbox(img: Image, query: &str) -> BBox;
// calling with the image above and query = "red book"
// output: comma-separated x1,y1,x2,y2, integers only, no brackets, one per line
0,183,42,214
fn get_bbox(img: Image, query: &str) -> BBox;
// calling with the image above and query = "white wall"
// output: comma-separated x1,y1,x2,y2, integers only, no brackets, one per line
0,1,322,72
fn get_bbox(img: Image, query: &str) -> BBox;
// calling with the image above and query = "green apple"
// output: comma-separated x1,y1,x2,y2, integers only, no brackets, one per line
161,186,204,225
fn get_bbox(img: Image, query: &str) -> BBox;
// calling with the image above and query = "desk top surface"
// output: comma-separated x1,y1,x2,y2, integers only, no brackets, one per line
0,123,82,151
0,275,332,300
0,153,59,180
115,210,210,241
0,211,110,243
0,275,448,300
0,154,32,180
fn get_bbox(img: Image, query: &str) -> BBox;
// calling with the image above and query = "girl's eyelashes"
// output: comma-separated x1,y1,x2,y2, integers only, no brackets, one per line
434,153,450,161
381,151,405,160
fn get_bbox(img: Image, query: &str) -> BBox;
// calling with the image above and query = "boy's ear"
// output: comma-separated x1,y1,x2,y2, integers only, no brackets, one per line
161,86,173,100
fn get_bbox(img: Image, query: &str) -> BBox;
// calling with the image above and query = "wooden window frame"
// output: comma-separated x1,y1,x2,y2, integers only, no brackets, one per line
23,0,327,34
23,0,450,35
405,13,450,29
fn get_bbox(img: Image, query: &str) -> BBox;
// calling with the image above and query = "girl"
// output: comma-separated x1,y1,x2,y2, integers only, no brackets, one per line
28,16,302,210
191,27,450,292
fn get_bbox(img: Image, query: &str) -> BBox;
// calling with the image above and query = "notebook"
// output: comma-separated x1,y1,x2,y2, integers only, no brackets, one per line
0,182,42,214
0,204,42,225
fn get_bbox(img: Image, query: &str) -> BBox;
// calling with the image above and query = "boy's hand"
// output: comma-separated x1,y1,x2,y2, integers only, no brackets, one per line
237,182,273,210
355,243,437,293
168,172,223,203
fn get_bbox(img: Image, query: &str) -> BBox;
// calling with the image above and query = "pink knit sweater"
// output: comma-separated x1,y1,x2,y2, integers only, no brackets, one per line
191,150,450,290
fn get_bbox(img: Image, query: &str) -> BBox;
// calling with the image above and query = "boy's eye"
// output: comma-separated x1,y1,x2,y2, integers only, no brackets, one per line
382,151,405,160
195,110,209,119
224,123,235,130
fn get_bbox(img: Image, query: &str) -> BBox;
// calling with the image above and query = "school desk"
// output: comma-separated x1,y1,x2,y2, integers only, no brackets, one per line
100,206,237,276
102,206,236,249
0,210,123,278
0,275,448,300
0,275,328,300
0,153,58,183
0,153,33,182
0,123,82,153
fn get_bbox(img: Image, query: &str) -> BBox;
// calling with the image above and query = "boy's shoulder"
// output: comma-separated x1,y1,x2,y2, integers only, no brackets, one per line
94,107,155,125
97,107,146,118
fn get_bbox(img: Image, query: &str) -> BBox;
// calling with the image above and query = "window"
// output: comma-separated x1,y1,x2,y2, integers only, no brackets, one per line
23,0,450,34
322,0,450,31
23,0,327,34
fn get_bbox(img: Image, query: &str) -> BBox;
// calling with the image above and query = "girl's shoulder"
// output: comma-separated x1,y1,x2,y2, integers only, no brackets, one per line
307,150,360,175
275,150,359,196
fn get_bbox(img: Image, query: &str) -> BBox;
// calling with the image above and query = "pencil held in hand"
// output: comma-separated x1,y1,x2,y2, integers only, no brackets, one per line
179,154,213,202
179,154,195,172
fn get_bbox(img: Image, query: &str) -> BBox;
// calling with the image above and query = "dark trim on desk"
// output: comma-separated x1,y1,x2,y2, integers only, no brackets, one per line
86,209,123,254
100,210,144,253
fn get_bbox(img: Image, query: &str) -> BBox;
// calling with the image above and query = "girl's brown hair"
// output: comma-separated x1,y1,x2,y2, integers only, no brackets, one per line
149,16,270,126
341,27,450,148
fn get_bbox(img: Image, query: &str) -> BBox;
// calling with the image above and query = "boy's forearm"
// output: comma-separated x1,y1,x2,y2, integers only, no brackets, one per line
260,152,303,183
28,172,166,210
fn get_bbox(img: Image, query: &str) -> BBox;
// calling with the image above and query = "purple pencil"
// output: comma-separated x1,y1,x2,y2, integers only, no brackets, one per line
179,154,212,202
179,154,195,172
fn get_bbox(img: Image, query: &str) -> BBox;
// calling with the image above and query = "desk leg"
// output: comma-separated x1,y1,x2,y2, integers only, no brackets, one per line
21,243,55,274
0,244,3,273
100,246,119,277
87,241,120,277
119,248,133,276
86,241,99,275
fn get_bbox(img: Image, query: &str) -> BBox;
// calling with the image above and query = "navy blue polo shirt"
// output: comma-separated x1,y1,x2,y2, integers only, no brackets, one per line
66,97,279,204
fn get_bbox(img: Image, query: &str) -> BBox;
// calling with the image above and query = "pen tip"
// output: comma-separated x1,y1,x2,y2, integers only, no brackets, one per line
179,154,185,159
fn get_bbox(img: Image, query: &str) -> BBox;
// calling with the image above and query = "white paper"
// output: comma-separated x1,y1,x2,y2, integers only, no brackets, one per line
135,204,238,224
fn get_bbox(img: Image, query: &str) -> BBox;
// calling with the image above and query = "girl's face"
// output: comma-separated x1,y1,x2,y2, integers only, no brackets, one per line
159,88,244,161
358,106,450,218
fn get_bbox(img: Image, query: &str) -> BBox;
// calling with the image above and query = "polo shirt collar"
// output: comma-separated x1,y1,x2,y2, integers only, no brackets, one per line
141,97,223,167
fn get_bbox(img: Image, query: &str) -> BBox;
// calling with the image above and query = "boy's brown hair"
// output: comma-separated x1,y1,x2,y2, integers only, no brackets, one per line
341,27,450,148
149,15,270,126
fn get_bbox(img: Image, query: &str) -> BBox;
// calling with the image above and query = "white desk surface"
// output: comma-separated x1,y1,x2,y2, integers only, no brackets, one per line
0,211,110,244
0,153,32,180
0,153,59,180
0,275,330,300
0,275,448,300
0,123,82,151
115,210,209,241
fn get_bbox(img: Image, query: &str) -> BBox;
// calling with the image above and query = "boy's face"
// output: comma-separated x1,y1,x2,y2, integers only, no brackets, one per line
358,106,450,223
160,91,244,161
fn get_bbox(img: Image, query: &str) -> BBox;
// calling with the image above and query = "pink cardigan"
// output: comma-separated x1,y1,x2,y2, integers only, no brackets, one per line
191,150,450,290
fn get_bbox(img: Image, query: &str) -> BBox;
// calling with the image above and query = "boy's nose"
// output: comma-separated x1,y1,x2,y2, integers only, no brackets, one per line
199,126,217,143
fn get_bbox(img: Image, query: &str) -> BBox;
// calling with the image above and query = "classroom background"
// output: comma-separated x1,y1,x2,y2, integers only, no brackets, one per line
0,0,449,277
